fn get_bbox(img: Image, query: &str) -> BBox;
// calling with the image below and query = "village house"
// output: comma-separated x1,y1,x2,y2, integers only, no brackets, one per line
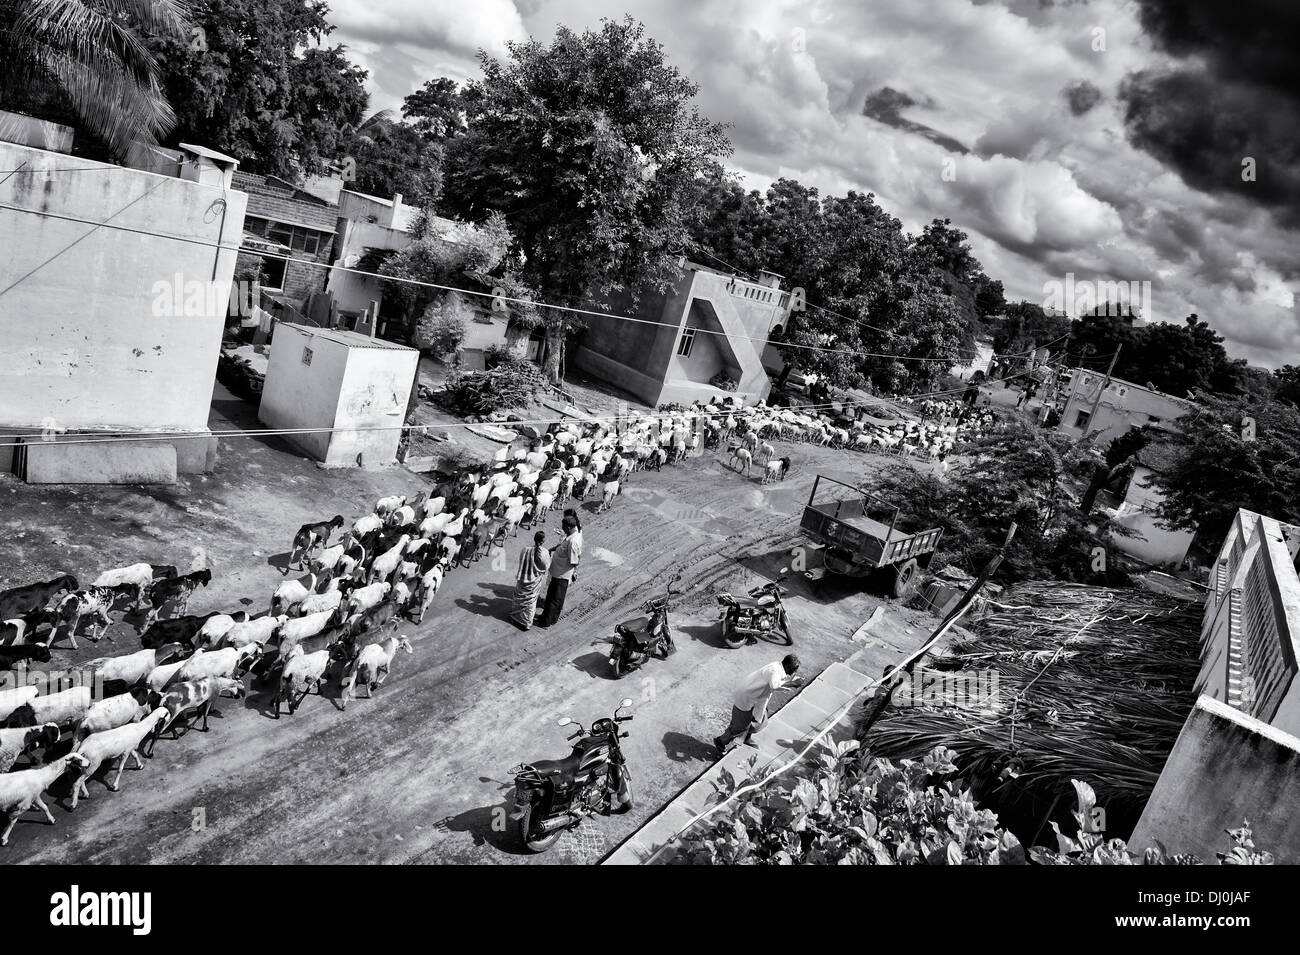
572,262,792,406
233,171,338,313
1056,370,1191,447
1131,509,1300,861
0,114,246,483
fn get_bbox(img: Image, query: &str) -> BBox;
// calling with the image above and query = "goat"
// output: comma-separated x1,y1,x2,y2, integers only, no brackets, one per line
0,574,78,621
78,645,186,690
761,456,792,485
374,495,407,518
368,536,411,585
141,612,220,650
74,692,149,745
729,446,753,475
271,573,318,617
340,635,413,708
144,569,212,624
0,686,39,723
0,753,90,846
289,515,345,571
348,514,384,551
221,614,287,649
272,610,338,655
388,504,418,530
69,709,170,807
413,561,447,624
91,564,156,609
274,644,332,717
145,677,244,754
8,686,91,730
0,643,52,670
346,582,391,616
0,723,60,772
194,611,250,649
173,644,260,685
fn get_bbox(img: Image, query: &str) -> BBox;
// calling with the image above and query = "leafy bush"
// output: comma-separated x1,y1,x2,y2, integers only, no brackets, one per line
415,298,469,356
709,371,738,392
675,744,1027,865
673,746,1272,865
441,357,545,416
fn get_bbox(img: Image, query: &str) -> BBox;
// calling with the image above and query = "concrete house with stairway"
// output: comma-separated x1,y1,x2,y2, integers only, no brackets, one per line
573,262,792,406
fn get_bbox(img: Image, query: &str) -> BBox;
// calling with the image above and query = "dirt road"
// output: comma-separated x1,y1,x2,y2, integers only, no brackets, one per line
0,386,938,863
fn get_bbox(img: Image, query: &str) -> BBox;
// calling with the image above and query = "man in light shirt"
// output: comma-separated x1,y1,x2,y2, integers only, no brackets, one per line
537,515,582,627
714,654,803,754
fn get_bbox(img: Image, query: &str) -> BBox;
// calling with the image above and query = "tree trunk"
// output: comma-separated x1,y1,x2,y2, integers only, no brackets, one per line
503,320,530,358
542,326,565,384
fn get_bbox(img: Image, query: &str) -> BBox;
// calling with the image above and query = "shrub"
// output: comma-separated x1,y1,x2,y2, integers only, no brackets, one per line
441,357,545,416
709,371,738,392
415,298,468,356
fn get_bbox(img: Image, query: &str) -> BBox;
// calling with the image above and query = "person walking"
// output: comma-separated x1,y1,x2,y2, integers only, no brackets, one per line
714,655,803,754
538,515,582,627
510,531,550,630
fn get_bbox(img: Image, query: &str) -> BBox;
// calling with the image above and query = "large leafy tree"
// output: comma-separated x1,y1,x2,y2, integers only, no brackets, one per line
345,110,443,205
1148,394,1300,539
442,16,732,382
0,0,191,159
987,301,1072,359
146,0,367,177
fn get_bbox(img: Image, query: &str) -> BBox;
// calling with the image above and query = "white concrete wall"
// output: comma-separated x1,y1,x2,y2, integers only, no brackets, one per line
329,346,418,467
1130,696,1300,863
257,325,349,462
0,141,247,433
1056,372,1189,447
1108,465,1195,566
328,218,411,315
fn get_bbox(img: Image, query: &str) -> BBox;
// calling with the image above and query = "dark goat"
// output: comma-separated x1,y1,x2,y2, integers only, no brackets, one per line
0,574,78,620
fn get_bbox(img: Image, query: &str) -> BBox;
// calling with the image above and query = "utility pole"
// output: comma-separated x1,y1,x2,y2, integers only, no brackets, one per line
1083,343,1121,442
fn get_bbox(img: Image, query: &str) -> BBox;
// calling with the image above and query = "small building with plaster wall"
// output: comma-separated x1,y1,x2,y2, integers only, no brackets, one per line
258,323,419,467
0,128,246,482
573,262,790,406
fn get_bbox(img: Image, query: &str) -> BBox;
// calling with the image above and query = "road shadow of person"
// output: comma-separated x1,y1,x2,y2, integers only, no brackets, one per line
455,583,514,619
437,799,528,855
662,730,717,764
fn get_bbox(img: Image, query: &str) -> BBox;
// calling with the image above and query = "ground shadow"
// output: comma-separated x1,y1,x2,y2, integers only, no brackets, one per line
732,545,885,607
678,621,726,649
662,730,718,764
437,801,526,855
570,650,614,680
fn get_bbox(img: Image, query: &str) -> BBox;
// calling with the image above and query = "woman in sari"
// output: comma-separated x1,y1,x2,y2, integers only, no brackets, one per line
511,531,550,630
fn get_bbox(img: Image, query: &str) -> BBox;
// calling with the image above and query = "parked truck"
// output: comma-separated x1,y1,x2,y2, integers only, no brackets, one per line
799,474,943,597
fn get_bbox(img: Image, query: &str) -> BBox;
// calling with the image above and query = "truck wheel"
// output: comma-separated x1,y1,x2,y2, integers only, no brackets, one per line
891,559,919,599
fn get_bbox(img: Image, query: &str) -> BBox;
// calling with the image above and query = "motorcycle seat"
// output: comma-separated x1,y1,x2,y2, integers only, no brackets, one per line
616,615,652,636
526,752,584,783
731,594,777,609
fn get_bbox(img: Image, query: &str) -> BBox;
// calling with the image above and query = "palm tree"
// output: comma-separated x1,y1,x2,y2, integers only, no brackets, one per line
0,0,191,159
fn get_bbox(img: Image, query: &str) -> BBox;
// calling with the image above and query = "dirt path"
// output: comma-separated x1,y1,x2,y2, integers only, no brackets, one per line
0,385,937,864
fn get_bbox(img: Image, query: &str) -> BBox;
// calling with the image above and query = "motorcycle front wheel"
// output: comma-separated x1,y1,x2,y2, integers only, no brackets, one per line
722,617,746,650
518,804,565,853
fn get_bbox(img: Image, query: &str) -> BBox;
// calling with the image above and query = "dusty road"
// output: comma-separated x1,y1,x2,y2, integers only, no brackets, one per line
0,385,939,864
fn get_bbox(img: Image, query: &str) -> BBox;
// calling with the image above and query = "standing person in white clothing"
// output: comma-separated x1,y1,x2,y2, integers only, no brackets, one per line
713,654,802,754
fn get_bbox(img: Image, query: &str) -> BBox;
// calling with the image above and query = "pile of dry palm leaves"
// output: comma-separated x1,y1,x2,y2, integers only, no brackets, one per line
862,581,1202,839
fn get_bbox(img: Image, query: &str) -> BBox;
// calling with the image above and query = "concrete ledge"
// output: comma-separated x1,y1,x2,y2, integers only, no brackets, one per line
20,437,177,484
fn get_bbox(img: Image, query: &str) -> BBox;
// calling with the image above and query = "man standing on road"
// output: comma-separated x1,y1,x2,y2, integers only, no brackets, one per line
538,515,582,627
714,654,803,754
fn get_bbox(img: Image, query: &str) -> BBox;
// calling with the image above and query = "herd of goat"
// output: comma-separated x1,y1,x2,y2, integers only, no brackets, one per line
0,398,986,848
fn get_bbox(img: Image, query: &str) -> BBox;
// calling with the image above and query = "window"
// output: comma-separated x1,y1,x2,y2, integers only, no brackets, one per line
302,347,313,366
257,256,286,291
677,326,697,357
1074,410,1091,430
1148,415,1162,426
266,223,324,257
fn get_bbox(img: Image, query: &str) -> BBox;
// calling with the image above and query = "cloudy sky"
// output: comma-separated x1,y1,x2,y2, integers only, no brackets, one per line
325,0,1300,368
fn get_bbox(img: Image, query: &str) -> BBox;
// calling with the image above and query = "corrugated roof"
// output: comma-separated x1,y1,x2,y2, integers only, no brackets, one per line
279,322,417,352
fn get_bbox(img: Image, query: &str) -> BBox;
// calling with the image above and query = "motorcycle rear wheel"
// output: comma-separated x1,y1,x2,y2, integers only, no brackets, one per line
722,618,746,650
611,652,626,679
519,804,565,853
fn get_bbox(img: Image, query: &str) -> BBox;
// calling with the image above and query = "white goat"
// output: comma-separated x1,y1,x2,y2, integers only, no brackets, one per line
369,536,411,584
272,573,317,616
222,614,287,649
0,753,89,846
341,635,413,707
74,694,147,745
347,582,391,616
69,709,170,807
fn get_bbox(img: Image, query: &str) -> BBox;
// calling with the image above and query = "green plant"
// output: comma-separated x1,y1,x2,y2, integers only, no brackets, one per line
709,371,738,392
1028,780,1273,865
416,299,468,356
674,744,1027,865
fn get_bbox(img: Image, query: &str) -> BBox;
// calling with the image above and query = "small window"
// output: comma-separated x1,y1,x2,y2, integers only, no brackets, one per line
259,256,285,291
268,224,292,246
677,326,697,357
303,233,320,256
1074,410,1091,430
1148,416,1162,426
302,347,313,366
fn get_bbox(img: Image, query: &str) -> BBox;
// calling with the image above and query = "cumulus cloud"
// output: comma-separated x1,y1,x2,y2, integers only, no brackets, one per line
323,0,1299,367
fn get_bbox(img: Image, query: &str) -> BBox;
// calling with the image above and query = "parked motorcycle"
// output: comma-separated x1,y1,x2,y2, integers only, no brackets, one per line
717,568,794,649
511,699,635,853
608,572,681,678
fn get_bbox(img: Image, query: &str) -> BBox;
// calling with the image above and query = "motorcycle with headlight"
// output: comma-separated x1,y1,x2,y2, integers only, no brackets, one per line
717,568,794,649
510,699,635,853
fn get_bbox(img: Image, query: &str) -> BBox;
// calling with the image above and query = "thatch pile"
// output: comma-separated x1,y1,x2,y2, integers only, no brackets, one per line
861,582,1202,840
